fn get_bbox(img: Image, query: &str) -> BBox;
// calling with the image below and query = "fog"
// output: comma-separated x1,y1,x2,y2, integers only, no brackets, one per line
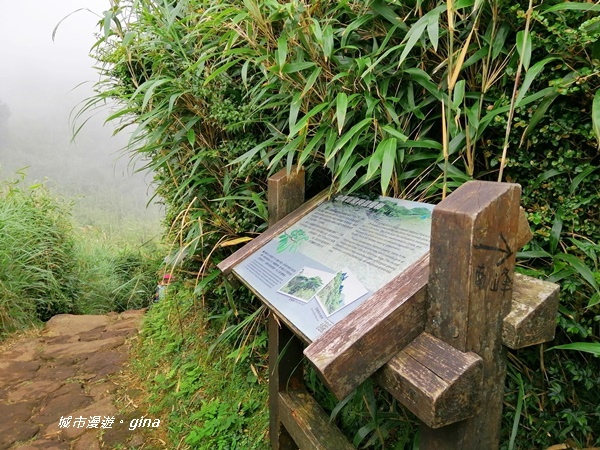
0,0,162,231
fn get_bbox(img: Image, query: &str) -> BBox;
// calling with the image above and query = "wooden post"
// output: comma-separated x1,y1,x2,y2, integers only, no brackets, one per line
268,168,305,450
421,181,521,449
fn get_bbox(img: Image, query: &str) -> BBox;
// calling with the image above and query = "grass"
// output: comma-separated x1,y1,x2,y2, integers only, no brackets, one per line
0,178,78,334
72,224,163,314
0,174,165,339
126,287,269,450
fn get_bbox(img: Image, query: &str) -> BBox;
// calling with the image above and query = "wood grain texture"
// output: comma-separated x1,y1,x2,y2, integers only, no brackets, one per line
269,313,304,450
516,207,533,250
217,189,329,275
278,390,354,450
265,167,306,450
421,181,521,450
374,332,483,429
503,273,559,349
304,255,430,400
268,168,306,226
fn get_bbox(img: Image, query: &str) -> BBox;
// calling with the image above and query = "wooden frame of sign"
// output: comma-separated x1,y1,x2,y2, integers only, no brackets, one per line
219,179,437,397
218,167,559,450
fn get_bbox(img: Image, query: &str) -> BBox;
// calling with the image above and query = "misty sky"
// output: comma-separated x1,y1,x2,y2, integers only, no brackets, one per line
0,0,161,226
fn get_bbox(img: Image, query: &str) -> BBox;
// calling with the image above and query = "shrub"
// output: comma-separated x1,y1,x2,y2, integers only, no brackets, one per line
0,177,79,334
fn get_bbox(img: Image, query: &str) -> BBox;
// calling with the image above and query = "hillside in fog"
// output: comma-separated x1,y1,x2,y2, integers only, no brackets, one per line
0,0,161,229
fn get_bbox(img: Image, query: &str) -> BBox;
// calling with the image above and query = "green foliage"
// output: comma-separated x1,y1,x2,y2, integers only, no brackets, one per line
0,173,164,338
73,226,162,314
306,368,416,449
0,176,79,333
132,288,269,449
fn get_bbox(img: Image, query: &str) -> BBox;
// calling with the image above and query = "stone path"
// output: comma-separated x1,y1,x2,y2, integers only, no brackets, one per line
0,310,148,449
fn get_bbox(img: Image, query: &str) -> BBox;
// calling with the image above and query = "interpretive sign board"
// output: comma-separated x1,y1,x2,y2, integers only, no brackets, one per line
233,194,434,342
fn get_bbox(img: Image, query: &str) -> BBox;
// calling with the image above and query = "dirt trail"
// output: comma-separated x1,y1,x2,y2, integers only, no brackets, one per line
0,310,149,449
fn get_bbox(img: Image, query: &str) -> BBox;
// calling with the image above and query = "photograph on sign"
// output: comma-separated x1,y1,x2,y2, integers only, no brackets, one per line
316,269,368,316
233,194,434,341
278,267,336,303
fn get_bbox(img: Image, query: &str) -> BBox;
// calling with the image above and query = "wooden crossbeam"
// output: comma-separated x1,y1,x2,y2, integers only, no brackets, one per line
503,273,559,349
303,260,559,404
374,332,483,429
304,256,429,400
278,390,354,450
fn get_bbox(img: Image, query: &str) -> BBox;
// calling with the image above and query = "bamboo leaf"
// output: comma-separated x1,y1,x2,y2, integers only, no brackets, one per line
219,237,253,247
398,139,442,150
203,60,237,85
380,138,398,194
298,126,328,168
280,61,316,73
326,118,372,163
366,143,384,181
301,66,322,98
381,125,408,142
187,128,195,146
549,343,600,356
492,24,510,60
427,14,439,52
570,166,598,195
508,374,525,450
140,78,171,110
276,34,288,68
516,30,532,71
589,292,600,308
449,25,477,89
323,25,334,59
289,92,302,133
549,213,562,254
517,250,552,259
336,92,348,135
554,253,600,293
453,80,465,109
290,101,331,137
520,91,559,144
311,18,323,45
516,57,557,106
372,0,407,28
593,89,600,149
543,2,600,13
398,6,444,66
229,138,275,170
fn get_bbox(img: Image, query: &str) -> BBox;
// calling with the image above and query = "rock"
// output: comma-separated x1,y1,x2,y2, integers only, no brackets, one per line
73,431,101,450
1,339,40,362
43,397,117,440
0,360,40,384
0,310,146,449
43,315,110,338
0,401,39,448
8,380,63,403
12,439,70,449
33,382,94,425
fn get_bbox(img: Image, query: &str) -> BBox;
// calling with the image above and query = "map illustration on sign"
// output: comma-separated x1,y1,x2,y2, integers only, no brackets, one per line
233,194,434,341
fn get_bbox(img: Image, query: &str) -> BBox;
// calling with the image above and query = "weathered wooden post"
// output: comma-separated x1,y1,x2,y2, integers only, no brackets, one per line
267,168,305,450
422,181,520,448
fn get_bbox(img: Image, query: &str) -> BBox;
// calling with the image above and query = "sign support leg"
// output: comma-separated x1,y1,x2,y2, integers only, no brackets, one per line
267,168,305,450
